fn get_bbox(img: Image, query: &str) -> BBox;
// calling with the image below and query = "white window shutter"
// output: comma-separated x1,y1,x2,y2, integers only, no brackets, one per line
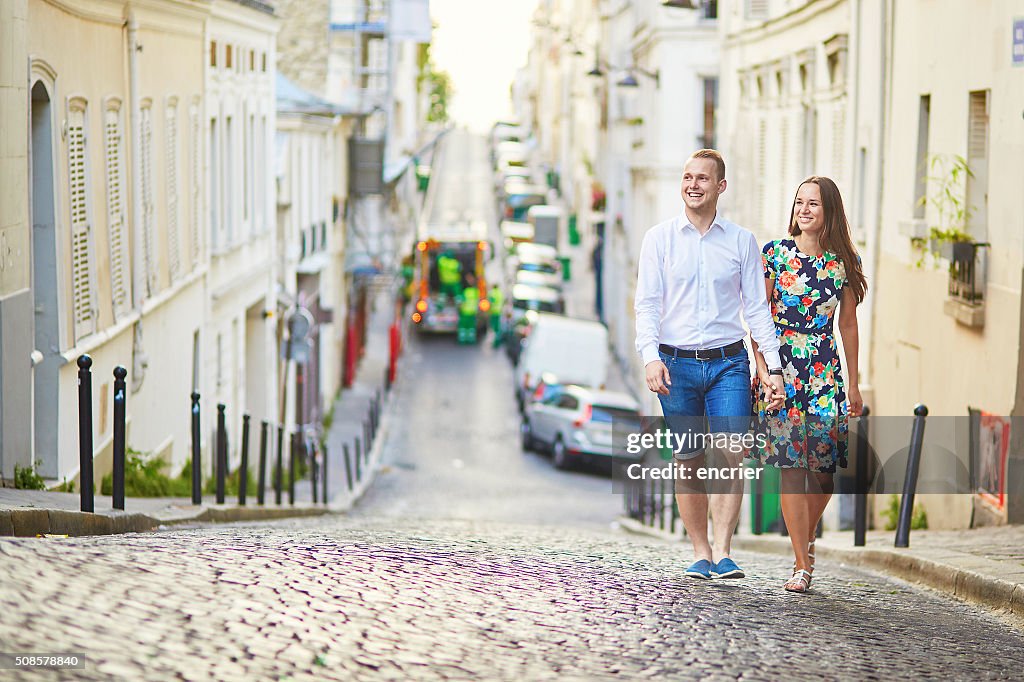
140,103,157,295
68,103,97,342
105,105,131,319
190,102,201,267
166,100,181,280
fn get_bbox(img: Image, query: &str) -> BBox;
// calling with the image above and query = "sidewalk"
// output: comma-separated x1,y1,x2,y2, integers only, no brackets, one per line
620,517,1024,627
0,286,399,538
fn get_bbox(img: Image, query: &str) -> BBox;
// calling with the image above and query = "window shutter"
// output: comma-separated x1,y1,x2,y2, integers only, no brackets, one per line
746,0,769,20
104,105,131,319
968,91,988,161
140,103,157,295
831,100,846,187
166,100,181,281
967,90,989,238
68,103,97,341
190,103,201,267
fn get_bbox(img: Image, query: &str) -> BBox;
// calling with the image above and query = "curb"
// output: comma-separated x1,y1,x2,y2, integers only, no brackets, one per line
618,516,1024,628
0,505,333,538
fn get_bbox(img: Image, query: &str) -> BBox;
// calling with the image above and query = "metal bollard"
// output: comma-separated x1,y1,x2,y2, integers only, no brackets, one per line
275,425,284,505
895,404,928,548
215,404,227,504
854,405,871,546
77,355,94,513
239,414,250,506
658,477,666,531
191,392,202,504
112,366,127,510
355,438,362,481
322,444,328,505
288,432,297,506
751,464,763,535
343,444,354,491
311,441,319,505
384,366,391,392
257,420,268,506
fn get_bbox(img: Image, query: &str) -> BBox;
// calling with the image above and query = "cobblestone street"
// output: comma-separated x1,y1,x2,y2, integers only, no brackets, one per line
2,516,1024,680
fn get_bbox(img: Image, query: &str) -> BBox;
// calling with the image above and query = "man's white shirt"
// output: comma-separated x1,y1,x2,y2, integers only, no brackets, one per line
634,212,782,369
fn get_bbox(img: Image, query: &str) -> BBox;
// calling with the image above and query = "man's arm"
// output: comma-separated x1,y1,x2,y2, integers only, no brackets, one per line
739,231,782,371
634,228,664,366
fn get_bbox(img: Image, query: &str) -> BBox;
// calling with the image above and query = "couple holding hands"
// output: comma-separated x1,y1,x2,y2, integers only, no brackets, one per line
634,149,866,593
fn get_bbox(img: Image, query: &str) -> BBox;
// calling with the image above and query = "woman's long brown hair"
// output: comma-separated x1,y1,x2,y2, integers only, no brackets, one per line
787,176,867,304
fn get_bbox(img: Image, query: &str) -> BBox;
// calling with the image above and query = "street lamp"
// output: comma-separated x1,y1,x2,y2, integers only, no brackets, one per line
616,67,660,88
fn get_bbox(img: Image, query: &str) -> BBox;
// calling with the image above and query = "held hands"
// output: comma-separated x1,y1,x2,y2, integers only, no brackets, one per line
756,368,786,411
645,360,671,395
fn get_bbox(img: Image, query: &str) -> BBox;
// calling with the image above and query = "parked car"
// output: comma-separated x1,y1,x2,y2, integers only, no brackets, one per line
504,286,565,364
501,181,548,221
514,313,608,412
500,220,534,252
514,265,562,291
522,385,643,470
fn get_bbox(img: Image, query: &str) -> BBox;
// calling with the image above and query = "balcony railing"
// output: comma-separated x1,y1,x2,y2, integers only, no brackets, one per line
943,241,988,328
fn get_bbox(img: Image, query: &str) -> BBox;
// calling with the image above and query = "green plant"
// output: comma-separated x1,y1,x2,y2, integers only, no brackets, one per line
625,116,644,126
102,447,180,497
14,463,46,490
52,478,75,493
881,494,928,531
912,154,976,265
202,462,259,497
416,42,451,124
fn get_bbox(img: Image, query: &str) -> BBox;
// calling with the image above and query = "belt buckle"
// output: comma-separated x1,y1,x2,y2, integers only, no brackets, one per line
694,349,709,362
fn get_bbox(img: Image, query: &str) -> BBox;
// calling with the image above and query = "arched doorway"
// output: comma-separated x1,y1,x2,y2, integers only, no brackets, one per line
31,79,60,478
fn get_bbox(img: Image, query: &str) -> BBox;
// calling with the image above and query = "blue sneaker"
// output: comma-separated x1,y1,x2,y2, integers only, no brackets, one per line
711,557,745,579
685,559,714,580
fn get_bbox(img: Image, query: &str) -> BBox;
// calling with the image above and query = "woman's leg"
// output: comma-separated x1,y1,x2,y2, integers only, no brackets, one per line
780,468,812,572
806,471,835,538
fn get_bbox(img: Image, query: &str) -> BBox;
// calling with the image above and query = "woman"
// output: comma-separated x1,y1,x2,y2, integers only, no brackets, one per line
752,176,866,593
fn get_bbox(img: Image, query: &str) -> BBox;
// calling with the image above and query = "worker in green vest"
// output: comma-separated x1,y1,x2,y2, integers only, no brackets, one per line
457,275,479,344
437,252,461,301
488,284,505,347
399,255,415,303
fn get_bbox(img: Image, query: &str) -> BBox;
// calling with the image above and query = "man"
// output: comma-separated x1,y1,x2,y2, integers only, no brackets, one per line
488,284,505,347
634,149,785,580
437,251,461,301
457,275,480,345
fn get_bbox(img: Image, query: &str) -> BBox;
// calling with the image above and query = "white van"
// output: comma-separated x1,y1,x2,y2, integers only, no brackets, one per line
514,313,609,411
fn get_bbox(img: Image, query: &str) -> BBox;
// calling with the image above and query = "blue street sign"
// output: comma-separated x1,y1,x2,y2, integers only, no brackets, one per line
1014,18,1024,66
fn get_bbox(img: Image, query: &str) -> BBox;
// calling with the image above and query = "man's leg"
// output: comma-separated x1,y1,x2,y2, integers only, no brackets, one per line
674,453,711,562
703,351,756,573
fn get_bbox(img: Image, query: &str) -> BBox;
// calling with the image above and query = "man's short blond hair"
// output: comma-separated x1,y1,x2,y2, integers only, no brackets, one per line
688,149,726,182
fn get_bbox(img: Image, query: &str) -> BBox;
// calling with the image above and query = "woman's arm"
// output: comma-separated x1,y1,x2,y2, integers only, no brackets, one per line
837,286,863,416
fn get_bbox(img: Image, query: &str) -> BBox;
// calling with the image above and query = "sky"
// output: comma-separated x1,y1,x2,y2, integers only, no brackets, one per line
429,0,538,133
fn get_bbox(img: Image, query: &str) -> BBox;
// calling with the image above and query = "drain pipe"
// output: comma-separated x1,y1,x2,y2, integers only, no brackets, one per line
127,10,145,308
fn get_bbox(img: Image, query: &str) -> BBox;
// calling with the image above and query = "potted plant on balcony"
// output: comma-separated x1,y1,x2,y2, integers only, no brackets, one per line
915,154,977,265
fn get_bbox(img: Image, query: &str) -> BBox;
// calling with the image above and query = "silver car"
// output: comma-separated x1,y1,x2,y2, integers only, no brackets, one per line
521,385,643,470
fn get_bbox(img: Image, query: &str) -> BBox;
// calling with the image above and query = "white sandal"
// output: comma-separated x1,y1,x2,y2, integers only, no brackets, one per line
785,569,812,593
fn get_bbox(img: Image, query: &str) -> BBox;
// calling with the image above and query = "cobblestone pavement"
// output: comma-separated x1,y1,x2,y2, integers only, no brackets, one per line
1,516,1023,680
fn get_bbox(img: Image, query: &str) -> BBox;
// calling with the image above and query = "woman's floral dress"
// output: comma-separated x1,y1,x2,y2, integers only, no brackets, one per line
756,239,849,473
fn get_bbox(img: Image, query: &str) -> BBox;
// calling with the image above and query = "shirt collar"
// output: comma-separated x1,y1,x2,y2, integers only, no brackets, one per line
680,212,726,233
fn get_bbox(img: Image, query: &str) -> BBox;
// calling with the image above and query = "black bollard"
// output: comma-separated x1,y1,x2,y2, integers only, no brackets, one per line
215,404,227,504
752,465,763,535
112,366,127,510
355,437,362,481
288,432,297,505
322,444,328,505
854,406,871,546
311,441,319,504
895,404,929,548
275,425,284,505
658,477,666,531
77,355,94,513
385,365,391,392
257,420,268,506
239,414,250,506
343,443,354,491
191,392,202,504
363,417,371,452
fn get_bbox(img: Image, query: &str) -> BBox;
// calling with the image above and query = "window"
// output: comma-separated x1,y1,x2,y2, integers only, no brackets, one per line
700,77,718,149
913,95,930,218
104,100,131,318
209,117,219,251
249,50,255,72
226,45,233,70
703,0,718,20
966,90,989,239
261,52,267,73
166,98,181,280
225,116,233,244
67,97,97,341
140,100,157,295
210,41,217,68
189,100,201,266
